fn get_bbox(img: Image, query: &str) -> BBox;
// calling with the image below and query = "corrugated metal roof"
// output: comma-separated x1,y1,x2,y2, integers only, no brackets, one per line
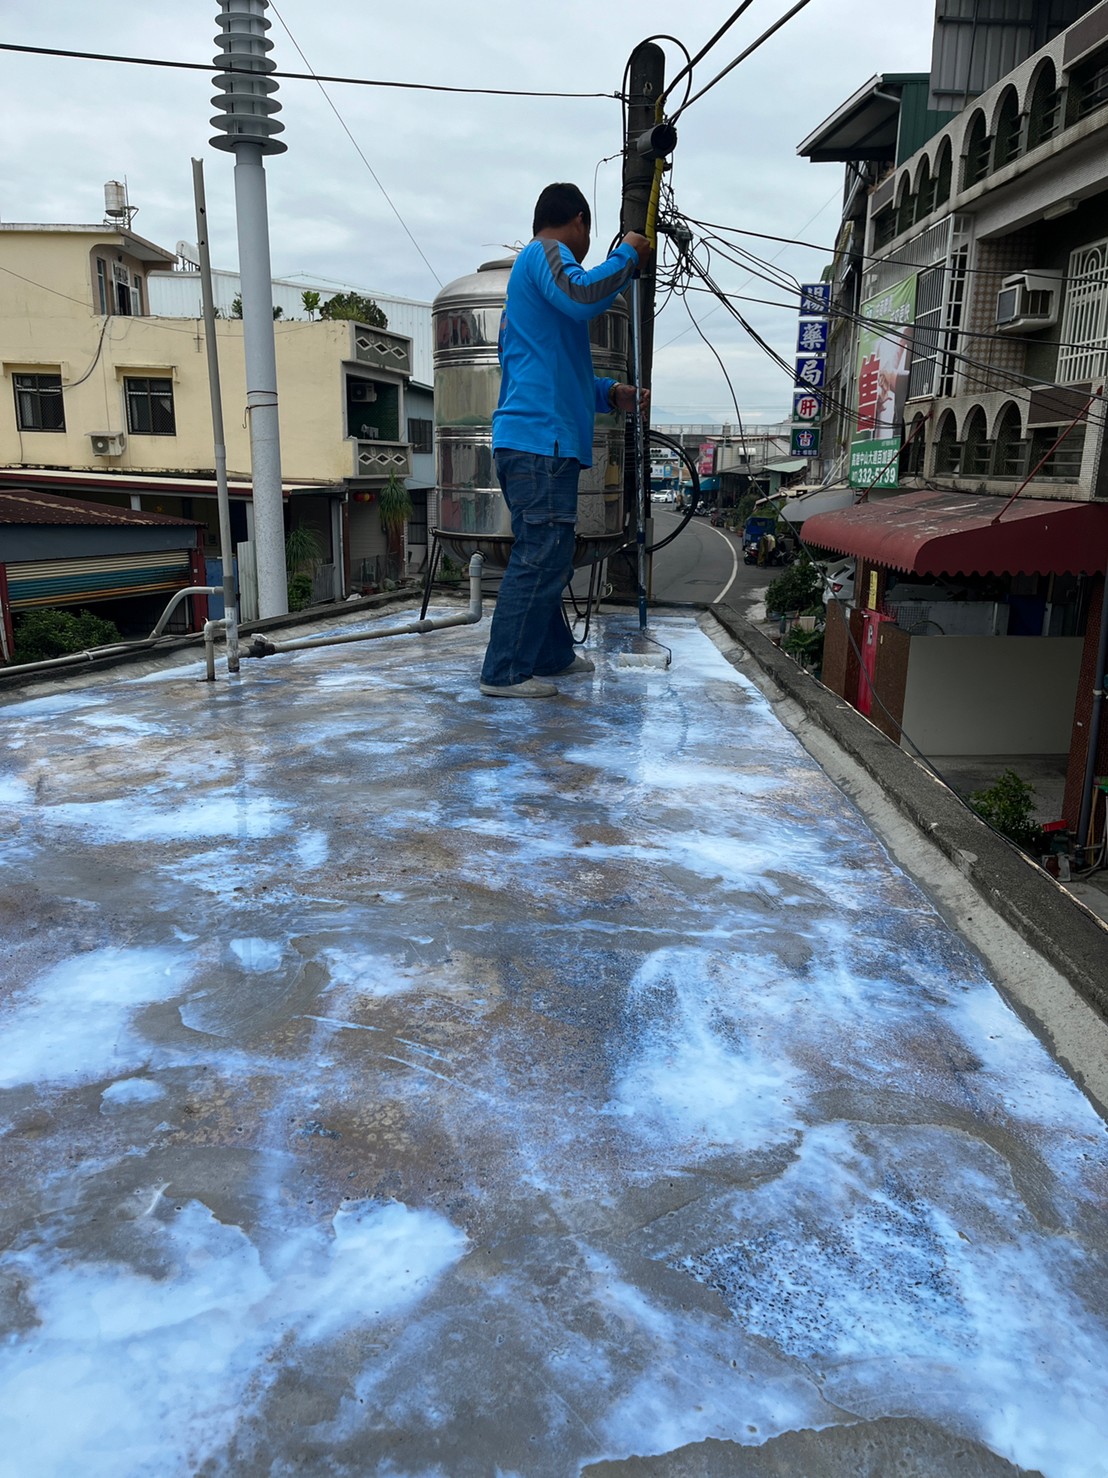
764,459,810,473
802,488,1108,575
0,490,199,528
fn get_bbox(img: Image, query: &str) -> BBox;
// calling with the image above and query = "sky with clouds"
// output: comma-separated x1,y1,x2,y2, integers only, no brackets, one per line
2,2,936,423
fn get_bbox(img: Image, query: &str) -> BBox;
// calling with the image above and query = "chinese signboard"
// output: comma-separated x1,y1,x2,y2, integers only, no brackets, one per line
697,440,716,476
797,318,829,355
793,391,821,422
848,274,917,490
791,427,821,456
800,282,831,315
795,356,827,390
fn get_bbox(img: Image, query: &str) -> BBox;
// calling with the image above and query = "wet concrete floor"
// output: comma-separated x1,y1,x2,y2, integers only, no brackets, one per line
1,610,1107,1476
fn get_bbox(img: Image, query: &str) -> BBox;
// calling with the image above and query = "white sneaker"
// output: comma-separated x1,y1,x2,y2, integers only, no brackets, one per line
548,654,595,677
479,677,559,698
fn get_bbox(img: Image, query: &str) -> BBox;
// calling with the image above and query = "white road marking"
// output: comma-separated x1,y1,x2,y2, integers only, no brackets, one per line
709,522,740,604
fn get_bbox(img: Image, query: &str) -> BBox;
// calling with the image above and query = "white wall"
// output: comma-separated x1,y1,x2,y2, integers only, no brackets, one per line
900,636,1082,755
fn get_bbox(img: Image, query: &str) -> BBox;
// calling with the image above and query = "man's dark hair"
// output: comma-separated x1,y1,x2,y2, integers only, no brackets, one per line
532,183,590,237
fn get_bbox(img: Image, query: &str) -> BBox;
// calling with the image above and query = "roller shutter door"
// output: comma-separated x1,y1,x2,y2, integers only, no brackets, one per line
5,550,193,609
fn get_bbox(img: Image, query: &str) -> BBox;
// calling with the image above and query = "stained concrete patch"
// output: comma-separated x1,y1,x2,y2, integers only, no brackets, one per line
582,1417,1044,1475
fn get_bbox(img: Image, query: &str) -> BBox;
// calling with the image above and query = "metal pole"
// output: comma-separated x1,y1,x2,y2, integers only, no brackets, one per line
616,41,665,601
233,142,286,619
631,274,648,633
1077,563,1108,858
210,0,288,620
192,157,240,673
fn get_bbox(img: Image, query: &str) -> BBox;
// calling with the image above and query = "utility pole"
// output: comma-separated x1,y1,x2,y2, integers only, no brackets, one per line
210,0,288,620
615,41,669,599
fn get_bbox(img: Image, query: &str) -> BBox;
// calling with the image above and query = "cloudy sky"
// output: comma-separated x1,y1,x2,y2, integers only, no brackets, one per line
2,2,935,423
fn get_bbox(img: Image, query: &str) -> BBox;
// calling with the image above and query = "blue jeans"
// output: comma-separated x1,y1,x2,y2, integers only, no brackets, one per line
480,449,579,686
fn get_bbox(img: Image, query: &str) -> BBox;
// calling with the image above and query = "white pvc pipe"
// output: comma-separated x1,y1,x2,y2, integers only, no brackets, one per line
246,555,485,659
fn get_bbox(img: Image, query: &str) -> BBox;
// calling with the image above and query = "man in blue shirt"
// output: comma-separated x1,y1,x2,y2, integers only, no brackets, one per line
479,183,651,698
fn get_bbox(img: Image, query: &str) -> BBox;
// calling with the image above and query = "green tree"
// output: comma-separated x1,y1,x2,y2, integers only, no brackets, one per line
319,291,388,328
301,290,321,319
12,608,121,664
764,555,823,616
229,295,283,320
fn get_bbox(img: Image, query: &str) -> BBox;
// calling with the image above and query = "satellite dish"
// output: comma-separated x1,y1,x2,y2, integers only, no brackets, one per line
176,240,200,266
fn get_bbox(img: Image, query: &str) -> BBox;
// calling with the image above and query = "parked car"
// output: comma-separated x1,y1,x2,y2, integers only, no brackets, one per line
821,559,856,606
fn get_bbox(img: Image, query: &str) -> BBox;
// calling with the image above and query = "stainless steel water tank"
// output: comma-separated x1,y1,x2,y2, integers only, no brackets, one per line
431,255,629,570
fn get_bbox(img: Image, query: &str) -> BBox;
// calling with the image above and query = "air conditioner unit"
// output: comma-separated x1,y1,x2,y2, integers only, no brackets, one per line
996,270,1062,334
89,432,125,456
349,381,377,402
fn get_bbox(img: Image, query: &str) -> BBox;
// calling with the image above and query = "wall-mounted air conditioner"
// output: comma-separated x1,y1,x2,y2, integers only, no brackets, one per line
996,270,1062,334
349,380,377,402
89,432,125,456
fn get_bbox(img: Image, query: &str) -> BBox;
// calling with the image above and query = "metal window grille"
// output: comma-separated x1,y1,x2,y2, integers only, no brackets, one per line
962,412,993,476
994,406,1027,477
935,149,952,207
908,264,946,400
1073,54,1108,121
13,373,65,432
1028,76,1062,147
125,376,176,435
938,244,969,399
407,417,433,454
993,99,1023,169
1058,240,1108,384
1029,425,1085,479
962,122,991,188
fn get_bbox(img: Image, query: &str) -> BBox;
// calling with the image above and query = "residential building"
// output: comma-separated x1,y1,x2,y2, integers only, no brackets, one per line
0,218,416,647
795,0,1108,841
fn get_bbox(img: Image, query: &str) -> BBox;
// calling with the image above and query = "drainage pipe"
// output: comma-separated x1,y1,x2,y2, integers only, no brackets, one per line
245,554,485,659
150,587,222,639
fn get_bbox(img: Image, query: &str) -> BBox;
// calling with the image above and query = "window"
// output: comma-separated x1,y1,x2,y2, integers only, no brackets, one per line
908,263,946,400
934,141,953,208
873,206,897,250
13,373,65,431
962,112,990,189
1029,424,1085,479
113,262,132,316
96,258,109,315
962,407,993,476
1027,64,1062,148
1057,238,1108,384
1068,47,1108,125
994,403,1026,476
125,376,176,435
934,410,962,474
992,89,1022,170
133,276,144,316
408,417,433,454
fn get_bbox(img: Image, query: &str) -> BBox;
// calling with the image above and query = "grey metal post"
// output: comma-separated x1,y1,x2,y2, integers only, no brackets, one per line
192,157,240,673
210,0,288,619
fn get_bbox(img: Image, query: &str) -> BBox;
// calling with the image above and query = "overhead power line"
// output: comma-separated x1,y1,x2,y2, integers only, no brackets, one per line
267,3,442,289
672,0,813,119
0,41,619,100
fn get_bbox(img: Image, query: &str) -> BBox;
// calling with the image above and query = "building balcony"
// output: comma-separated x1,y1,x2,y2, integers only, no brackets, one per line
350,323,412,377
351,438,411,480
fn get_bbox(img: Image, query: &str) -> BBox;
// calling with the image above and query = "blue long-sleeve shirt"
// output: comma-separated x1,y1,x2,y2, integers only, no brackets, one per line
492,238,638,466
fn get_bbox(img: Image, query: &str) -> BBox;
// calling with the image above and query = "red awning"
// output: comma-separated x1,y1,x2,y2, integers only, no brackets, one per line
801,488,1108,576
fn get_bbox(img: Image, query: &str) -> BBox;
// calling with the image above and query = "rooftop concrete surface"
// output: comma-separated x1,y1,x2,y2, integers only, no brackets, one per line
2,606,1107,1477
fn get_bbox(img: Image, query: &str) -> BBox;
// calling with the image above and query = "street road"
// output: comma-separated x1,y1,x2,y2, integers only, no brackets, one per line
650,507,769,606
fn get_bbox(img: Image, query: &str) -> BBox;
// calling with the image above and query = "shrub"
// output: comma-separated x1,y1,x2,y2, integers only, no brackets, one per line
12,608,121,664
782,623,824,669
287,573,314,612
765,555,823,615
969,769,1045,854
